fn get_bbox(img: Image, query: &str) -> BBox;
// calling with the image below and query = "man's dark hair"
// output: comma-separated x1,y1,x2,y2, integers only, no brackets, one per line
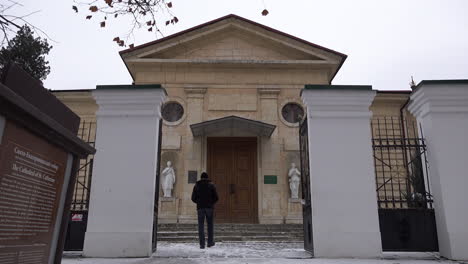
201,172,208,179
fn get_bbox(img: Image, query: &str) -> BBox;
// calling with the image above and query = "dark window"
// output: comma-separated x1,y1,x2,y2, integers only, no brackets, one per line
281,103,304,124
162,102,184,122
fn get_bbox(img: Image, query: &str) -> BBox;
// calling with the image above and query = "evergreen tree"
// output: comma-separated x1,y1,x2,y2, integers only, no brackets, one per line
0,25,52,81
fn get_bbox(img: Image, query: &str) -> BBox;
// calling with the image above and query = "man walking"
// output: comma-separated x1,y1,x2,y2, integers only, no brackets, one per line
191,172,219,249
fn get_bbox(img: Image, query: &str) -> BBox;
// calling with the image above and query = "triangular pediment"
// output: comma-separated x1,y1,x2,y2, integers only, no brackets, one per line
121,15,345,62
141,27,324,61
120,14,347,81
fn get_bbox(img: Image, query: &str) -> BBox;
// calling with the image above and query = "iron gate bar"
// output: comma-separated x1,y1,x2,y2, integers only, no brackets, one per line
85,159,94,210
72,160,93,188
371,117,433,209
65,120,97,251
371,116,438,251
71,120,96,211
152,118,163,251
299,115,313,255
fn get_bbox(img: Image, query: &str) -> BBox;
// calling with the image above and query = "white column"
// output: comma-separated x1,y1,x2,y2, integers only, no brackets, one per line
83,87,166,257
408,81,468,261
301,87,382,258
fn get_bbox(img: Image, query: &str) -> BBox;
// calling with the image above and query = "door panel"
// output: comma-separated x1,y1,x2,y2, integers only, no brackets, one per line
231,144,255,222
208,138,257,223
209,141,232,222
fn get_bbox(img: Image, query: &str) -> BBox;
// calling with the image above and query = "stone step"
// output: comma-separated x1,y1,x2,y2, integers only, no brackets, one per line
157,236,303,242
157,224,304,243
158,231,304,237
158,224,303,231
158,228,304,232
158,224,303,227
157,229,304,231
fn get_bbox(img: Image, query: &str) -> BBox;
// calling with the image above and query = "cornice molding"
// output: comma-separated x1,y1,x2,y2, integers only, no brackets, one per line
301,89,376,119
93,89,166,118
126,58,335,66
408,83,468,118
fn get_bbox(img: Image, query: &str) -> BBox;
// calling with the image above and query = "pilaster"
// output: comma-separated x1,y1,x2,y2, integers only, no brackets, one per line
178,86,207,223
408,81,468,261
301,85,382,258
258,88,282,224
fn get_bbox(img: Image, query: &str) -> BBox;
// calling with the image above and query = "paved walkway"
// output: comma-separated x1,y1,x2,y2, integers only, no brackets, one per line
62,242,465,264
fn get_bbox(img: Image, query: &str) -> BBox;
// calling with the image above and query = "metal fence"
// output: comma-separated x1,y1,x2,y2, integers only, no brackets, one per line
299,116,313,254
371,116,433,209
71,120,96,211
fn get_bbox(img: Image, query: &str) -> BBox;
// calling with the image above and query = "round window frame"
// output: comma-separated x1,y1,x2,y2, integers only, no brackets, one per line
279,99,305,128
161,97,186,126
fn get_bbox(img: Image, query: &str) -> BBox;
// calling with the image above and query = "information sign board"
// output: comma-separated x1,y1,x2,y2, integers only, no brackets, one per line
0,122,70,263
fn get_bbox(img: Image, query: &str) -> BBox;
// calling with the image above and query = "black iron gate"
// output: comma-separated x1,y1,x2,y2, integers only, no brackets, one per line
299,116,313,254
152,119,163,252
64,121,96,251
371,117,438,251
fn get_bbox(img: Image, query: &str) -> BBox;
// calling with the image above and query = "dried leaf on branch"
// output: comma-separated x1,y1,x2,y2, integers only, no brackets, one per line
73,0,177,47
71,0,270,47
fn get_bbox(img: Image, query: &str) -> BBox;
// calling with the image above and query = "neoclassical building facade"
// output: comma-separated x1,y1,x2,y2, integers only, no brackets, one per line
50,15,468,261
53,14,414,225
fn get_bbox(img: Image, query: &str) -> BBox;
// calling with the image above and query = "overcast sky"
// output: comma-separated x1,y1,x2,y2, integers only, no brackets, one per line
13,0,468,91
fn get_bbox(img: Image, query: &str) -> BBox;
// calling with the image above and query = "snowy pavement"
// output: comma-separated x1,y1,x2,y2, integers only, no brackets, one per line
62,242,466,264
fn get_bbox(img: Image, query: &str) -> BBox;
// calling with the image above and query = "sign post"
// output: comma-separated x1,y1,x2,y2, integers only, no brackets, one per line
0,64,95,264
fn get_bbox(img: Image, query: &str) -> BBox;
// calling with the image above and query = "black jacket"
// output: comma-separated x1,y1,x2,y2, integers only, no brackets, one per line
191,179,219,209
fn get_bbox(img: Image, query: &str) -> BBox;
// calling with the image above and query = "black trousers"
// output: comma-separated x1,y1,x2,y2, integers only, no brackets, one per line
197,208,214,247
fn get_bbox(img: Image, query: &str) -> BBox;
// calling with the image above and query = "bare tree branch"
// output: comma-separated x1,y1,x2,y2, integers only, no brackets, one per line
0,0,56,46
0,15,21,29
73,0,176,47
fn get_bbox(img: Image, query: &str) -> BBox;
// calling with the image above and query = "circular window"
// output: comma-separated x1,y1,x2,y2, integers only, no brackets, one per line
162,102,184,122
281,103,304,124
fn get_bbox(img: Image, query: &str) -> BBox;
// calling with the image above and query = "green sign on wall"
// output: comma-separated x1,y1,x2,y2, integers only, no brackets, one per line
264,175,277,184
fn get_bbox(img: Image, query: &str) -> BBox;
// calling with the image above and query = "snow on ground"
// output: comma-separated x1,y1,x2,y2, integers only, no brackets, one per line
62,242,466,264
155,242,311,259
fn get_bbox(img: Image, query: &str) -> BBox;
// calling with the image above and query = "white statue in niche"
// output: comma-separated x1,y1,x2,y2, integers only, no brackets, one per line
288,163,301,199
161,161,176,198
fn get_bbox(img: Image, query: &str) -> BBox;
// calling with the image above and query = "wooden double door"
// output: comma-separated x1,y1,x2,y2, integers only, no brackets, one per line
207,137,258,223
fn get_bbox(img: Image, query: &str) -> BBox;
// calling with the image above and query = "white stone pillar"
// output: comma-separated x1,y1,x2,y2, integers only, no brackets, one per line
301,86,382,258
408,81,468,261
83,86,166,257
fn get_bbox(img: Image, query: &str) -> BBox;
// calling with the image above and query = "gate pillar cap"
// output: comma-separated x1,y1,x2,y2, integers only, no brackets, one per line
93,84,167,118
302,84,372,93
301,84,375,118
408,79,468,118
